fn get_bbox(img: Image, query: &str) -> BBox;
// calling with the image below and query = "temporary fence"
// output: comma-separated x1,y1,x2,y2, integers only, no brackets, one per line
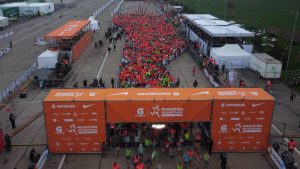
93,0,115,18
0,63,37,103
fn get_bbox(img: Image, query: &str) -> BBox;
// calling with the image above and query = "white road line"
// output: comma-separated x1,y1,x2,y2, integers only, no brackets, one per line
57,154,67,169
137,1,138,11
12,0,91,37
271,123,300,155
96,51,109,80
124,3,128,13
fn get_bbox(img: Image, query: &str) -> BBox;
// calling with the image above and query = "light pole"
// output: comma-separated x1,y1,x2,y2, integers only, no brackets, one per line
197,2,199,13
224,0,228,20
286,10,298,71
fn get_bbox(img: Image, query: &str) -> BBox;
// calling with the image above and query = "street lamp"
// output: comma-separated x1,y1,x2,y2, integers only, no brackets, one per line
286,10,298,71
224,0,228,20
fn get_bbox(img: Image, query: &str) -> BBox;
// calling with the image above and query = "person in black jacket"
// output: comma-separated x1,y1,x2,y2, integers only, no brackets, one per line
220,152,227,169
9,113,16,129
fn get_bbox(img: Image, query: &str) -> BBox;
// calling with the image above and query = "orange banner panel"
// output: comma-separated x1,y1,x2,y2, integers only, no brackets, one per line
211,100,274,152
106,100,211,123
44,101,106,153
72,30,93,62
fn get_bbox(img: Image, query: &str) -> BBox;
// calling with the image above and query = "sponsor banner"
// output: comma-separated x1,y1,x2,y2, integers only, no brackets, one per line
211,100,274,152
44,101,105,153
106,100,211,123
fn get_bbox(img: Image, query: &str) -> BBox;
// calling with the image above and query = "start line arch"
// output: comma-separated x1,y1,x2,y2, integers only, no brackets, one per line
43,88,274,153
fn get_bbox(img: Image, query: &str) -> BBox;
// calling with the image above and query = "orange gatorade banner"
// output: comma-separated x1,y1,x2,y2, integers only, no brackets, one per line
44,101,106,153
106,100,211,123
43,88,275,153
72,30,93,62
211,99,274,152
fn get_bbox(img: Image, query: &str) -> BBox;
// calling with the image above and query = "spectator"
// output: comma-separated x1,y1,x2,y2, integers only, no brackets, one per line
290,90,296,104
111,78,115,88
222,63,226,74
220,152,227,169
4,133,11,152
9,113,16,129
193,80,198,88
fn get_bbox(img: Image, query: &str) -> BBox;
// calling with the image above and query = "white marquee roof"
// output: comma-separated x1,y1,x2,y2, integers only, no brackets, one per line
194,19,230,26
182,14,218,21
201,25,255,37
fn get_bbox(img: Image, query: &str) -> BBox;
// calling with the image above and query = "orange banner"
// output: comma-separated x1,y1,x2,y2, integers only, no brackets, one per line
211,100,274,152
72,30,93,62
106,100,211,123
44,101,106,153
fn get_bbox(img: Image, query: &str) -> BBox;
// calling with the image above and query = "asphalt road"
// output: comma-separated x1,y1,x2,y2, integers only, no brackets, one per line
0,0,113,92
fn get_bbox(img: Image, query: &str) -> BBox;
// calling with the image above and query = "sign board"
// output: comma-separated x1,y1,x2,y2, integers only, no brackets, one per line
107,100,211,123
211,99,274,152
44,101,106,153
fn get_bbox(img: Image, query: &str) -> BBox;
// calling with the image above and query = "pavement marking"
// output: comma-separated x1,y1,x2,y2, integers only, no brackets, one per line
10,0,98,46
272,123,300,156
12,0,91,37
124,3,129,13
96,51,109,80
137,1,138,11
57,154,67,169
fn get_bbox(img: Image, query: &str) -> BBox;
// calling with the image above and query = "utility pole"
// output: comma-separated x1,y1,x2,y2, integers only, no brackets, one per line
286,10,298,71
197,2,199,13
224,0,228,20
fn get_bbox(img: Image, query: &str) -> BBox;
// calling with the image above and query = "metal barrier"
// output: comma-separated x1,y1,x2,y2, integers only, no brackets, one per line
0,63,37,102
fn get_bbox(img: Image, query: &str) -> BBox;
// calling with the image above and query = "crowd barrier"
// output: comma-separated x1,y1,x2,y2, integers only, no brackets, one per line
203,68,220,88
0,63,37,102
93,0,115,18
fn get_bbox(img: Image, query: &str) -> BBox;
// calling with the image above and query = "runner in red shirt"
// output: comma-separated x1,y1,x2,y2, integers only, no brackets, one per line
112,162,120,169
288,139,297,155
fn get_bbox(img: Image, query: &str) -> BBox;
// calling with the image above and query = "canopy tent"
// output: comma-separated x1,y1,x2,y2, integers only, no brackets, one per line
37,49,58,69
0,16,8,27
182,14,218,21
194,19,230,27
44,20,90,40
210,44,252,68
201,25,254,37
88,16,100,31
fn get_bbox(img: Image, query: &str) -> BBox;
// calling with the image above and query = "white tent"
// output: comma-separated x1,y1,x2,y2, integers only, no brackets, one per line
88,16,100,30
0,16,9,27
38,50,58,69
28,3,54,15
210,44,252,68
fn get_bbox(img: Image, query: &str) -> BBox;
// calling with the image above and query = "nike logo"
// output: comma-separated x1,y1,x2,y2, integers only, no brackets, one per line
82,104,95,109
110,92,128,96
252,103,264,107
191,91,209,95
